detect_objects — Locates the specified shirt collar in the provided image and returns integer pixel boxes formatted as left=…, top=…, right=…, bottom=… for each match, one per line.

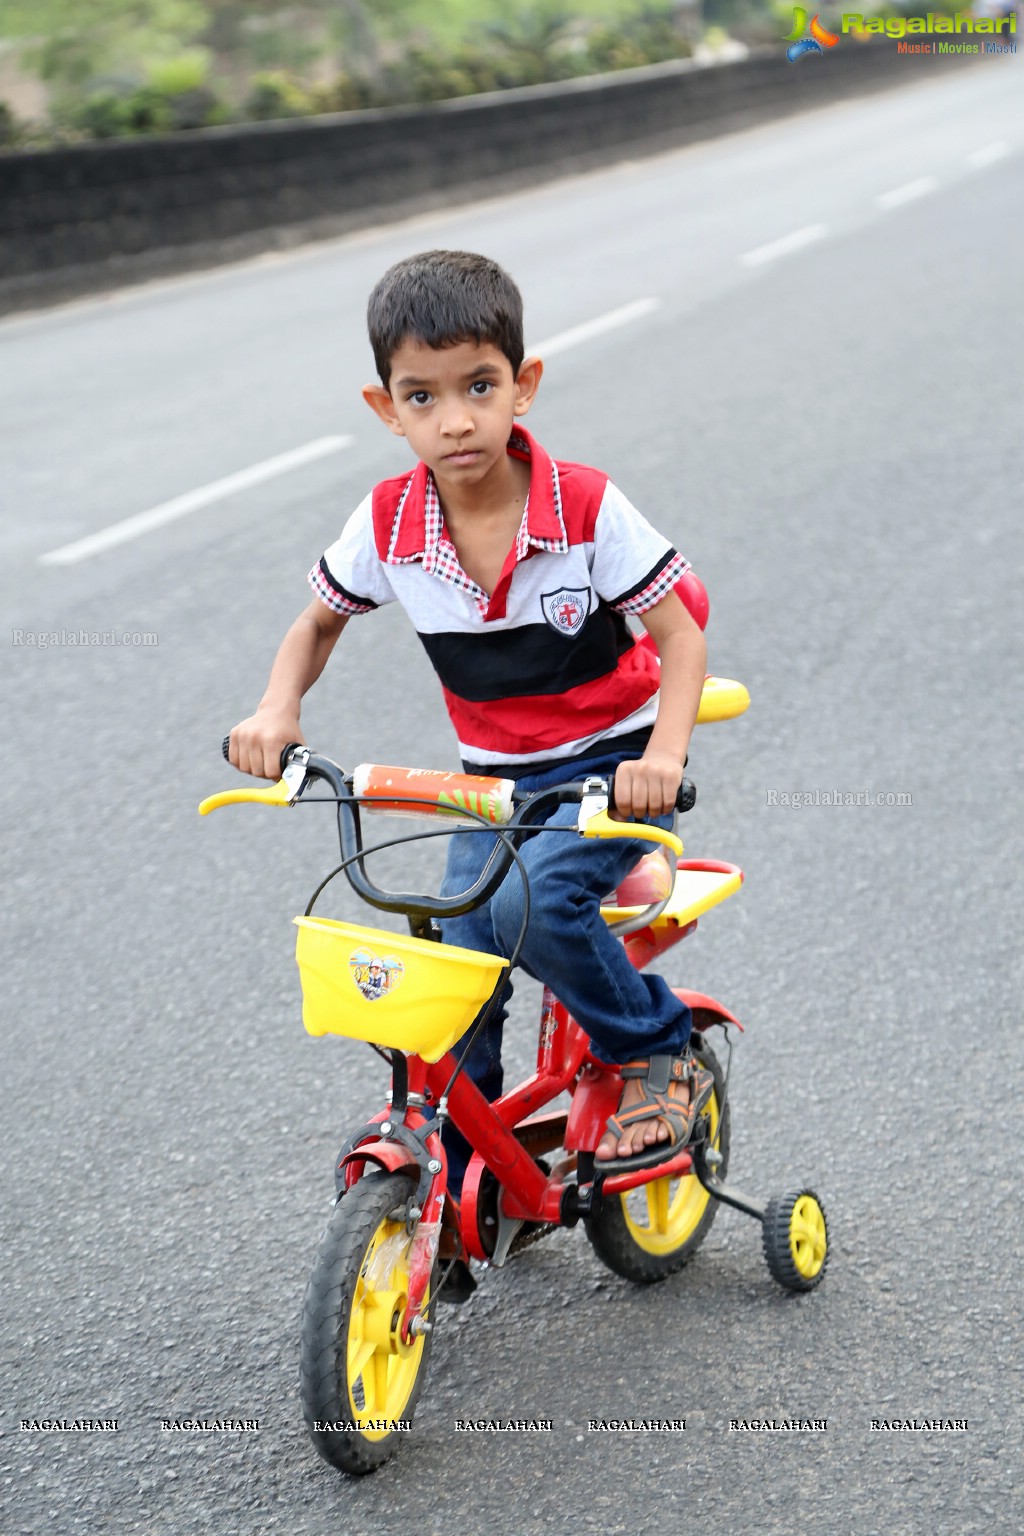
left=384, top=425, right=567, bottom=565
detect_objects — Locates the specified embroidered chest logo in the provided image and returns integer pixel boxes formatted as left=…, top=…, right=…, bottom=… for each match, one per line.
left=541, top=587, right=591, bottom=637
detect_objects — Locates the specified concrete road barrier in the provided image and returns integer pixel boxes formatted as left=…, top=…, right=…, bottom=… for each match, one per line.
left=0, top=43, right=974, bottom=311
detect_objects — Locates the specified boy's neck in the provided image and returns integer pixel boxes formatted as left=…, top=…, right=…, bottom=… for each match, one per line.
left=432, top=445, right=530, bottom=530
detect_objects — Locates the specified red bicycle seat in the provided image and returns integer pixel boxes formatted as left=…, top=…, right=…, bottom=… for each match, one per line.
left=674, top=569, right=709, bottom=631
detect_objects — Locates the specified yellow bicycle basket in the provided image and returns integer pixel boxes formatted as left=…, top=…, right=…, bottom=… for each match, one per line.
left=293, top=916, right=507, bottom=1062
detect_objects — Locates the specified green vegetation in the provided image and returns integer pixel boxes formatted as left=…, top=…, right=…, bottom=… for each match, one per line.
left=0, top=1, right=697, bottom=145
left=2, top=1, right=967, bottom=143
left=2, top=1, right=879, bottom=146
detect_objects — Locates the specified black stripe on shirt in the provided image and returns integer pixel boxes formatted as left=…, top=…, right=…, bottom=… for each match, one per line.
left=319, top=555, right=379, bottom=612
left=608, top=548, right=677, bottom=609
left=417, top=602, right=634, bottom=703
left=462, top=726, right=655, bottom=781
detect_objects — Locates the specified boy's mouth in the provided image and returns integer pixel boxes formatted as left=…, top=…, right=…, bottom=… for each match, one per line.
left=443, top=448, right=481, bottom=466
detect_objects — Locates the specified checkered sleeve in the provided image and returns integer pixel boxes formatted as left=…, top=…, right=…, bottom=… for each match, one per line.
left=590, top=482, right=691, bottom=617
left=308, top=494, right=396, bottom=616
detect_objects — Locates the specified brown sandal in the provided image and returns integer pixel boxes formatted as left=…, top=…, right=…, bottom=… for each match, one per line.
left=599, top=1054, right=714, bottom=1174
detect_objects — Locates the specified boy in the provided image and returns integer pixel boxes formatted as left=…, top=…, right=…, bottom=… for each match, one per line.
left=229, top=249, right=710, bottom=1188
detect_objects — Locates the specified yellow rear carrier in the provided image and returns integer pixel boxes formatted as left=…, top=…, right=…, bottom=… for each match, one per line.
left=293, top=916, right=507, bottom=1062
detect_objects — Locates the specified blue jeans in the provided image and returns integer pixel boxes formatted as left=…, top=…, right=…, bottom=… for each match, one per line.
left=437, top=751, right=692, bottom=1193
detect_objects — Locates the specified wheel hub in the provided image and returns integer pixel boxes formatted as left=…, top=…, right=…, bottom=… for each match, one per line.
left=359, top=1289, right=415, bottom=1355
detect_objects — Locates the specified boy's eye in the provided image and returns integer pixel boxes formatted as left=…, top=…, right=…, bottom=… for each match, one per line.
left=469, top=380, right=494, bottom=397
left=407, top=390, right=432, bottom=406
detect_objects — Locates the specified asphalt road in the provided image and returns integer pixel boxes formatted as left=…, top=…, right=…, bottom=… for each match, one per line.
left=2, top=57, right=1022, bottom=1536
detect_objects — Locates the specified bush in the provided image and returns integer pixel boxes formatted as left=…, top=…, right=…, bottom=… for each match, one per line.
left=0, top=101, right=18, bottom=147
left=71, top=91, right=143, bottom=139
left=40, top=13, right=699, bottom=142
left=309, top=73, right=376, bottom=115
left=244, top=71, right=317, bottom=122
left=399, top=48, right=489, bottom=103
left=586, top=15, right=690, bottom=71
left=146, top=50, right=210, bottom=98
left=68, top=77, right=225, bottom=138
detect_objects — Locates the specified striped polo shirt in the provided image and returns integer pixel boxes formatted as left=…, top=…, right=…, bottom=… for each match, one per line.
left=309, top=426, right=689, bottom=777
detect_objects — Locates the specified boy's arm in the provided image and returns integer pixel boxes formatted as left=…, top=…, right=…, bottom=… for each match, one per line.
left=614, top=591, right=707, bottom=819
left=229, top=599, right=349, bottom=779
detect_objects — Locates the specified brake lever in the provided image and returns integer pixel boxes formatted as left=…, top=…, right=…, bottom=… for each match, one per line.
left=578, top=775, right=696, bottom=823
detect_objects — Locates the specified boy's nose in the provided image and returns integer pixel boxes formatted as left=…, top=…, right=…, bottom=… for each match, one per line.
left=439, top=406, right=474, bottom=438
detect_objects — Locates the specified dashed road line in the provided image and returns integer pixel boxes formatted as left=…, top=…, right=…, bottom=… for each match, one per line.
left=740, top=225, right=828, bottom=267
left=528, top=298, right=660, bottom=357
left=875, top=176, right=939, bottom=210
left=39, top=435, right=354, bottom=566
left=966, top=140, right=1009, bottom=168
left=39, top=297, right=659, bottom=568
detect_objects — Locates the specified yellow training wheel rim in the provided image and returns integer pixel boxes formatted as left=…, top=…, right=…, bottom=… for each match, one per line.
left=621, top=1089, right=720, bottom=1255
left=788, top=1194, right=828, bottom=1279
left=345, top=1215, right=427, bottom=1439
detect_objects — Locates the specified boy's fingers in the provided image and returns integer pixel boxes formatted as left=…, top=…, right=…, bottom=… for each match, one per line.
left=230, top=723, right=264, bottom=780
left=614, top=764, right=648, bottom=819
left=229, top=716, right=298, bottom=780
left=613, top=761, right=681, bottom=819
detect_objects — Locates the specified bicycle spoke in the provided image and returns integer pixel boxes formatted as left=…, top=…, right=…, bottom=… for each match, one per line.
left=370, top=1349, right=391, bottom=1414
left=348, top=1335, right=375, bottom=1384
left=641, top=1177, right=664, bottom=1233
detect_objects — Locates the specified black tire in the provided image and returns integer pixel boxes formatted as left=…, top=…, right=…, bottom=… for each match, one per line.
left=586, top=1043, right=730, bottom=1284
left=299, top=1171, right=435, bottom=1475
left=762, top=1189, right=829, bottom=1293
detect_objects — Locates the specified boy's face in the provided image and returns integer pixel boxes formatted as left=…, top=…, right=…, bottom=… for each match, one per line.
left=362, top=339, right=541, bottom=490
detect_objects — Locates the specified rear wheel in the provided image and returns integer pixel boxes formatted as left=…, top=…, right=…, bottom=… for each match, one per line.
left=299, top=1171, right=434, bottom=1475
left=586, top=1043, right=730, bottom=1283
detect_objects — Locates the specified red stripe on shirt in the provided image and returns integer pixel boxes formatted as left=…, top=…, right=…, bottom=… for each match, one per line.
left=441, top=642, right=661, bottom=758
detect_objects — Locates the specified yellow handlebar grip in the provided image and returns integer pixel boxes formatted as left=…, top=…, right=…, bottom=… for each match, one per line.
left=580, top=809, right=683, bottom=859
left=198, top=778, right=294, bottom=815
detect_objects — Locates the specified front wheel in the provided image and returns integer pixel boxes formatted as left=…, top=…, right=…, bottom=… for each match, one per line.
left=299, top=1171, right=435, bottom=1475
left=586, top=1043, right=730, bottom=1284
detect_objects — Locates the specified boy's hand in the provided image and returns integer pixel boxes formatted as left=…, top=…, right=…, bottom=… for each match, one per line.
left=613, top=750, right=683, bottom=820
left=229, top=708, right=304, bottom=781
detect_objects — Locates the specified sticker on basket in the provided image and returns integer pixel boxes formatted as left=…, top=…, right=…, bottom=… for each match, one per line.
left=349, top=948, right=404, bottom=1001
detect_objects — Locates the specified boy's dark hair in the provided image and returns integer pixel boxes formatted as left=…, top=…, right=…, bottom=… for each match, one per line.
left=367, top=250, right=524, bottom=389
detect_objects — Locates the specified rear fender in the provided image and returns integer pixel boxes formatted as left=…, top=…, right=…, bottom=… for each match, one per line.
left=564, top=1063, right=622, bottom=1153
left=675, top=991, right=745, bottom=1034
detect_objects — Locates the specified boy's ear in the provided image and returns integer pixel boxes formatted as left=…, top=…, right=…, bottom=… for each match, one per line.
left=362, top=383, right=405, bottom=437
left=513, top=355, right=543, bottom=417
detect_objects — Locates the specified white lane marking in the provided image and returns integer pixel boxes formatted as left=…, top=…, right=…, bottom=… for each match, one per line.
left=528, top=298, right=660, bottom=357
left=38, top=435, right=354, bottom=566
left=967, top=141, right=1009, bottom=169
left=875, top=176, right=938, bottom=210
left=740, top=225, right=827, bottom=268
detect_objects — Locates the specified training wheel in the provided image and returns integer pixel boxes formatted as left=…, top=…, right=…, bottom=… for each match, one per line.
left=762, top=1189, right=828, bottom=1292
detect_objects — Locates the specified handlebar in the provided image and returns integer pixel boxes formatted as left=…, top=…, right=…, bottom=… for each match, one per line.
left=211, top=738, right=695, bottom=924
left=221, top=736, right=302, bottom=770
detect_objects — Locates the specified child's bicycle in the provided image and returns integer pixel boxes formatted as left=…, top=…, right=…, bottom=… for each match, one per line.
left=200, top=676, right=828, bottom=1476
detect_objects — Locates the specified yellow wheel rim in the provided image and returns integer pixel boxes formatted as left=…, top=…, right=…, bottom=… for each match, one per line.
left=346, top=1216, right=427, bottom=1440
left=621, top=1087, right=720, bottom=1255
left=788, top=1194, right=827, bottom=1279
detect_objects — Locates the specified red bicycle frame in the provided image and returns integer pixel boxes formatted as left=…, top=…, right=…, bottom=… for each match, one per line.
left=338, top=860, right=744, bottom=1337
